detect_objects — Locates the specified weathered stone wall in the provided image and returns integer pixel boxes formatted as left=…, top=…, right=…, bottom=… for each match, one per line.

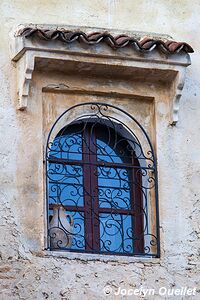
left=0, top=1, right=199, bottom=299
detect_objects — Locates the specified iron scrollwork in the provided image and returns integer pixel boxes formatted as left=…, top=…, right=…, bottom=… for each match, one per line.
left=46, top=102, right=160, bottom=257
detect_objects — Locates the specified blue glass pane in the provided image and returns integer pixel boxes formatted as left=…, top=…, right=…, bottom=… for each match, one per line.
left=50, top=133, right=82, bottom=160
left=96, top=125, right=133, bottom=164
left=100, top=213, right=133, bottom=253
left=67, top=211, right=85, bottom=250
left=48, top=163, right=84, bottom=206
left=98, top=166, right=131, bottom=209
left=96, top=139, right=123, bottom=163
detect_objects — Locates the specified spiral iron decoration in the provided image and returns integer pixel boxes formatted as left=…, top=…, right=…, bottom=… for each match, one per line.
left=46, top=102, right=160, bottom=257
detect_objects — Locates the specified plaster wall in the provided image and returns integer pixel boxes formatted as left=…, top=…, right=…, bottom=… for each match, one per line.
left=0, top=1, right=199, bottom=299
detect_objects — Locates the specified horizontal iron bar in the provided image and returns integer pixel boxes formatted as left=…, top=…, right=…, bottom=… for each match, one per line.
left=47, top=157, right=155, bottom=170
left=49, top=204, right=138, bottom=215
left=47, top=150, right=152, bottom=161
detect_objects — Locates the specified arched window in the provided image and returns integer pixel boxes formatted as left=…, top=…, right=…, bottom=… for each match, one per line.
left=46, top=103, right=159, bottom=257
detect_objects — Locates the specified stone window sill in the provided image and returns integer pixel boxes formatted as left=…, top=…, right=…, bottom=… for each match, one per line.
left=41, top=250, right=160, bottom=264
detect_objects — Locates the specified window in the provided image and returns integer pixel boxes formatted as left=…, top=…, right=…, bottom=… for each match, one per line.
left=46, top=103, right=159, bottom=257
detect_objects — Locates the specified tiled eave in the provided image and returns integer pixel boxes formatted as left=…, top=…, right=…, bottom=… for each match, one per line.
left=11, top=25, right=193, bottom=125
left=18, top=26, right=194, bottom=55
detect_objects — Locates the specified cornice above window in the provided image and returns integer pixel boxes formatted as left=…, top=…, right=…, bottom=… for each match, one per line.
left=11, top=25, right=193, bottom=125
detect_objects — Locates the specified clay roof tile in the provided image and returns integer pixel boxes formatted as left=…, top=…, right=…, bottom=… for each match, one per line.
left=18, top=27, right=194, bottom=54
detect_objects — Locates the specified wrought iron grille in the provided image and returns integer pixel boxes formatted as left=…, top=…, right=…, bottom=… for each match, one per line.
left=46, top=102, right=160, bottom=257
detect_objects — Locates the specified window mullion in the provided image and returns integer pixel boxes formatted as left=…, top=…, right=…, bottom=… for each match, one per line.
left=82, top=126, right=93, bottom=251
left=89, top=125, right=100, bottom=251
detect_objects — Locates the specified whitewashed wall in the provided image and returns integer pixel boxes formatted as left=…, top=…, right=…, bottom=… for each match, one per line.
left=0, top=1, right=199, bottom=299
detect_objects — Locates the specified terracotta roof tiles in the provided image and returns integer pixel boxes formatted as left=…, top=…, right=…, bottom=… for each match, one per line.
left=19, top=27, right=194, bottom=54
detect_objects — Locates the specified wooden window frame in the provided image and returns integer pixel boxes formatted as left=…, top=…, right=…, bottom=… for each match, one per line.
left=48, top=121, right=144, bottom=254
